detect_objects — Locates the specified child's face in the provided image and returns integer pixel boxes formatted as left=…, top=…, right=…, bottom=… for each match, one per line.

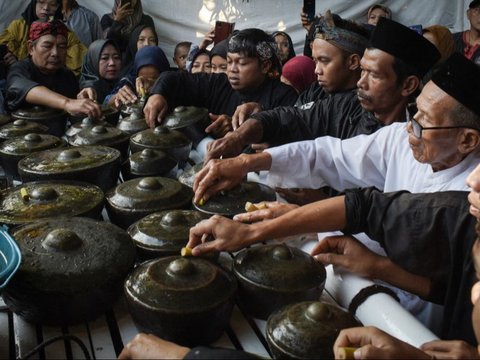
left=173, top=45, right=189, bottom=70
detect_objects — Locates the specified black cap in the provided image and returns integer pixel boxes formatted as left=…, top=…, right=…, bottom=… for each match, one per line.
left=370, top=17, right=440, bottom=78
left=470, top=0, right=480, bottom=9
left=431, top=53, right=480, bottom=117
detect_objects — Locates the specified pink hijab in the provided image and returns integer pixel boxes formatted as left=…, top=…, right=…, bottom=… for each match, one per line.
left=281, top=55, right=316, bottom=94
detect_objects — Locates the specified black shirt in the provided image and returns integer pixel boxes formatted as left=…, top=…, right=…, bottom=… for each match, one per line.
left=251, top=89, right=385, bottom=147
left=344, top=187, right=476, bottom=344
left=150, top=71, right=298, bottom=117
left=6, top=57, right=79, bottom=111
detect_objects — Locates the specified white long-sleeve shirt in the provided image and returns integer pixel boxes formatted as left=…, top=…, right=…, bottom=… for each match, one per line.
left=266, top=122, right=479, bottom=193
left=265, top=122, right=480, bottom=332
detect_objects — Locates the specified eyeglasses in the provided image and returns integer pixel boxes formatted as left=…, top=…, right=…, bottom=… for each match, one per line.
left=407, top=103, right=480, bottom=139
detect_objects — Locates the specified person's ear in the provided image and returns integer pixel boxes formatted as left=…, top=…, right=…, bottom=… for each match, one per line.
left=458, top=129, right=480, bottom=155
left=27, top=40, right=34, bottom=56
left=347, top=53, right=361, bottom=71
left=401, top=75, right=420, bottom=97
left=261, top=59, right=272, bottom=74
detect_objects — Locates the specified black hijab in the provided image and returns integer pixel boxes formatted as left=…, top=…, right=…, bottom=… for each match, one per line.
left=272, top=31, right=296, bottom=65
left=79, top=39, right=121, bottom=103
left=122, top=24, right=158, bottom=77
left=21, top=0, right=63, bottom=25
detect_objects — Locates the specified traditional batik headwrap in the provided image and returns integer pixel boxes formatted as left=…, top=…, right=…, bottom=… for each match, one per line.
left=228, top=28, right=282, bottom=78
left=29, top=18, right=68, bottom=42
left=313, top=10, right=369, bottom=56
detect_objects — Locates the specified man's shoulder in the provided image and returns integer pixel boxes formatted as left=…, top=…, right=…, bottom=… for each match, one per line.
left=10, top=57, right=34, bottom=72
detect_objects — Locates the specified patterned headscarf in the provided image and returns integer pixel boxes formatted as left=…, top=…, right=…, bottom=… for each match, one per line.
left=29, top=18, right=68, bottom=42
left=110, top=0, right=144, bottom=36
left=314, top=10, right=369, bottom=56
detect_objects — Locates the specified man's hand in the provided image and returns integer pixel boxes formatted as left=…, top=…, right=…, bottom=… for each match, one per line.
left=193, top=156, right=248, bottom=204
left=143, top=94, right=169, bottom=128
left=205, top=113, right=232, bottom=138
left=420, top=340, right=479, bottom=360
left=334, top=326, right=431, bottom=359
left=118, top=333, right=190, bottom=360
left=276, top=187, right=330, bottom=205
left=64, top=98, right=101, bottom=119
left=311, top=235, right=385, bottom=279
left=77, top=87, right=97, bottom=101
left=232, top=102, right=262, bottom=130
left=204, top=131, right=245, bottom=162
left=187, top=215, right=255, bottom=255
left=233, top=201, right=299, bottom=223
left=114, top=85, right=138, bottom=108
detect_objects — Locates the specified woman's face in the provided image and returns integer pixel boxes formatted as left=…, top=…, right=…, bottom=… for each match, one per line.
left=211, top=55, right=227, bottom=74
left=98, top=44, right=121, bottom=80
left=137, top=28, right=157, bottom=50
left=36, top=0, right=60, bottom=19
left=275, top=34, right=290, bottom=63
left=191, top=53, right=211, bottom=74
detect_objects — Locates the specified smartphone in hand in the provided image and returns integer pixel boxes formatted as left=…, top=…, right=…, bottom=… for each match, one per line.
left=303, top=0, right=316, bottom=22
left=214, top=21, right=235, bottom=45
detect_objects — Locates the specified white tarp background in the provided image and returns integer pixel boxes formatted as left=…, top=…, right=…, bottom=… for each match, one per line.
left=0, top=0, right=472, bottom=67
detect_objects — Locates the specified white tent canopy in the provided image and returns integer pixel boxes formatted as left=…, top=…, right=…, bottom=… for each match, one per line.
left=0, top=0, right=473, bottom=67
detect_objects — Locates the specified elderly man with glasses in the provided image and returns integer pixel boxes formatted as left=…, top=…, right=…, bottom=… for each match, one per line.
left=190, top=52, right=480, bottom=335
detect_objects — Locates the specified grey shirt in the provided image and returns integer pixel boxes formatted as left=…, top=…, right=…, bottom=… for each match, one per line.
left=65, top=5, right=103, bottom=47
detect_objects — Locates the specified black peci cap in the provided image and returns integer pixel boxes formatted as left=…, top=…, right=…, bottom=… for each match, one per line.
left=431, top=52, right=480, bottom=117
left=370, top=17, right=440, bottom=78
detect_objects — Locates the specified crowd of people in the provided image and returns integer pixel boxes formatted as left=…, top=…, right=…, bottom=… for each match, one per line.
left=1, top=0, right=480, bottom=359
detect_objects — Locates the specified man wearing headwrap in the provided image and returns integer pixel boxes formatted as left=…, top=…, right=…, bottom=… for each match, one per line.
left=143, top=28, right=298, bottom=139
left=6, top=19, right=101, bottom=120
left=204, top=17, right=439, bottom=168
left=117, top=56, right=480, bottom=355
left=0, top=0, right=86, bottom=76
left=190, top=52, right=480, bottom=343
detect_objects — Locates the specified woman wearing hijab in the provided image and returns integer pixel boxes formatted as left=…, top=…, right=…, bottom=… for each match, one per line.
left=107, top=45, right=170, bottom=109
left=78, top=39, right=122, bottom=104
left=0, top=0, right=87, bottom=76
left=272, top=31, right=296, bottom=65
left=186, top=48, right=211, bottom=74
left=101, top=0, right=154, bottom=53
left=210, top=39, right=228, bottom=74
left=122, top=24, right=158, bottom=77
left=280, top=55, right=316, bottom=94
